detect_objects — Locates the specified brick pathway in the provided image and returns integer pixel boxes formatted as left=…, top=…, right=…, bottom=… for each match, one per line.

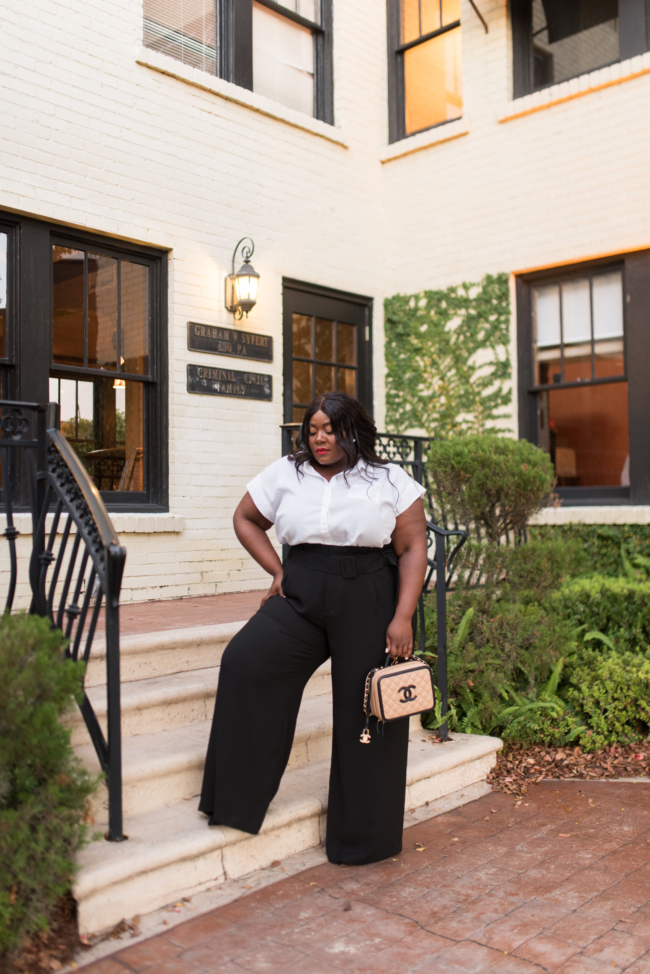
left=80, top=780, right=650, bottom=973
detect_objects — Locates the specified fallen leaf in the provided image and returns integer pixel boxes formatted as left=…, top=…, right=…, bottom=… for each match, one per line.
left=559, top=834, right=572, bottom=837
left=451, top=838, right=459, bottom=842
left=490, top=809, right=497, bottom=814
left=343, top=901, right=352, bottom=911
left=271, top=860, right=281, bottom=867
left=415, top=843, right=426, bottom=852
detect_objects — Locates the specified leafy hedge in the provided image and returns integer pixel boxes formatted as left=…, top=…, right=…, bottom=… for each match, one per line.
left=530, top=523, right=650, bottom=577
left=0, top=614, right=97, bottom=958
left=549, top=576, right=650, bottom=653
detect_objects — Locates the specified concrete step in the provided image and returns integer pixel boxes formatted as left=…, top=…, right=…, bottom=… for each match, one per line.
left=74, top=731, right=502, bottom=935
left=69, top=658, right=333, bottom=747
left=83, top=622, right=246, bottom=688
left=79, top=694, right=336, bottom=817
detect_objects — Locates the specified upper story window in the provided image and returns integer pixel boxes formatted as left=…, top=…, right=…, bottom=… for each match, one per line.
left=144, top=0, right=333, bottom=123
left=388, top=0, right=462, bottom=143
left=512, top=0, right=650, bottom=98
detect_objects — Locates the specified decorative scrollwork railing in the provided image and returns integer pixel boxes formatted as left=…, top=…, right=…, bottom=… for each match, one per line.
left=0, top=401, right=126, bottom=840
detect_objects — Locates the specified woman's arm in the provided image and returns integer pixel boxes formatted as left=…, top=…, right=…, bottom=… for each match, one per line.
left=233, top=493, right=284, bottom=605
left=387, top=499, right=428, bottom=657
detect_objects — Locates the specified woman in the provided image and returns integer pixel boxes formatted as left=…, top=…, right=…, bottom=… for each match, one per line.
left=199, top=391, right=428, bottom=865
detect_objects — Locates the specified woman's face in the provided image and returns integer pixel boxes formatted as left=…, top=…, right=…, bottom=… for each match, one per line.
left=308, top=409, right=346, bottom=466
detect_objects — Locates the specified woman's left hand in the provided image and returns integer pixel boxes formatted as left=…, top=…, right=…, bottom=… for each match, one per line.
left=386, top=613, right=414, bottom=658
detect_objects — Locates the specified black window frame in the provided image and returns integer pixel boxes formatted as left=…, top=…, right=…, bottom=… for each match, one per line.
left=517, top=251, right=650, bottom=505
left=145, top=0, right=333, bottom=124
left=0, top=220, right=17, bottom=370
left=512, top=0, right=650, bottom=99
left=282, top=278, right=373, bottom=428
left=0, top=210, right=169, bottom=513
left=387, top=0, right=462, bottom=144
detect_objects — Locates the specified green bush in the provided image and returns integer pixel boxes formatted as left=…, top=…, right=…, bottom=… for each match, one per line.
left=565, top=648, right=650, bottom=751
left=550, top=576, right=650, bottom=653
left=530, top=523, right=650, bottom=578
left=428, top=434, right=556, bottom=542
left=0, top=614, right=97, bottom=958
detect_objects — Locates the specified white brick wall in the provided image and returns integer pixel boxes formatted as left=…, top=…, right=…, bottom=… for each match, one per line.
left=3, top=0, right=650, bottom=603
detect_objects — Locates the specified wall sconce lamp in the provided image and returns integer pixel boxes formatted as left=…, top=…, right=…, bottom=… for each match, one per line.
left=225, top=237, right=260, bottom=320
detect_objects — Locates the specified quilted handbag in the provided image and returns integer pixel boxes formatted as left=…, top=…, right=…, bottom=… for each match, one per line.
left=360, top=654, right=435, bottom=743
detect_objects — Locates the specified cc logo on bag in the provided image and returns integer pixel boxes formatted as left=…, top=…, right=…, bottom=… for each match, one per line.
left=398, top=685, right=417, bottom=704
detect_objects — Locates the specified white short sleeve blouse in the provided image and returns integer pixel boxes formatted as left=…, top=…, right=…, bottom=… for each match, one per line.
left=246, top=457, right=426, bottom=548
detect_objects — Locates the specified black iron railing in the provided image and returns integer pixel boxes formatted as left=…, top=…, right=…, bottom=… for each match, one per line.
left=0, top=401, right=126, bottom=840
left=280, top=424, right=467, bottom=741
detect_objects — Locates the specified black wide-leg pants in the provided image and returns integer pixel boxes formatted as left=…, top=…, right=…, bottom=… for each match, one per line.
left=199, top=543, right=410, bottom=865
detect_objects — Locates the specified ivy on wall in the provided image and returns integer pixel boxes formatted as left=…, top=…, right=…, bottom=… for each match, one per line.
left=384, top=273, right=512, bottom=436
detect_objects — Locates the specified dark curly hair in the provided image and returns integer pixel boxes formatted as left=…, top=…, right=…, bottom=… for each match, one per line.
left=290, top=391, right=388, bottom=477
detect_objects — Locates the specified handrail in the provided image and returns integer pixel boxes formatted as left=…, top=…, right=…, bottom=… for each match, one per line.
left=0, top=401, right=127, bottom=840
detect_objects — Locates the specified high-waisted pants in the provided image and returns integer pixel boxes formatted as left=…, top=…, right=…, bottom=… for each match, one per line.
left=199, top=543, right=410, bottom=865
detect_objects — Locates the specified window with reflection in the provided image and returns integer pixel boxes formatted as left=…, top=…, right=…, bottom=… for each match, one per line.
left=512, top=0, right=650, bottom=98
left=389, top=0, right=462, bottom=142
left=291, top=313, right=357, bottom=422
left=51, top=244, right=150, bottom=494
left=0, top=232, right=7, bottom=360
left=532, top=268, right=628, bottom=488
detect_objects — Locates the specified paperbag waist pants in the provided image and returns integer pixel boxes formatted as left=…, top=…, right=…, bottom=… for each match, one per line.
left=199, top=543, right=410, bottom=865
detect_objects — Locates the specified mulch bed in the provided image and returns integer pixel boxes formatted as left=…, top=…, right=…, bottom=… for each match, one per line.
left=488, top=741, right=650, bottom=799
left=4, top=893, right=80, bottom=973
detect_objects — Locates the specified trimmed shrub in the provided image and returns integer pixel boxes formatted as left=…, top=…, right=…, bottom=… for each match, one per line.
left=0, top=614, right=98, bottom=958
left=530, top=523, right=650, bottom=578
left=550, top=576, right=650, bottom=653
left=566, top=649, right=650, bottom=751
left=428, top=434, right=556, bottom=542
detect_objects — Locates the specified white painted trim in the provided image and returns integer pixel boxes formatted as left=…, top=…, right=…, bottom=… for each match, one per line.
left=379, top=120, right=470, bottom=163
left=136, top=48, right=349, bottom=148
left=531, top=506, right=650, bottom=526
left=1, top=513, right=185, bottom=535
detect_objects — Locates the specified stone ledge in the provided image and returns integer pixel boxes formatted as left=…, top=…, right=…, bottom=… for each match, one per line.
left=531, top=505, right=650, bottom=526
left=137, top=48, right=349, bottom=148
left=379, top=120, right=470, bottom=164
left=0, top=513, right=185, bottom=535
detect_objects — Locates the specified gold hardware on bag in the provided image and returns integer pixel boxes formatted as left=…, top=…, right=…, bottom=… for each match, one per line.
left=360, top=727, right=371, bottom=744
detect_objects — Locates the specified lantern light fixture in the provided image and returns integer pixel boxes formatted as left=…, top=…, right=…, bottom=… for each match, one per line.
left=225, top=237, right=260, bottom=320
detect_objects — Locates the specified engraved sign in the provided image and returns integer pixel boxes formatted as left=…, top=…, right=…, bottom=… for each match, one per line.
left=187, top=322, right=273, bottom=362
left=187, top=364, right=273, bottom=401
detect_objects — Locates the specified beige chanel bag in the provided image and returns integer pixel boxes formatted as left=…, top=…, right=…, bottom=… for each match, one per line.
left=360, top=655, right=435, bottom=743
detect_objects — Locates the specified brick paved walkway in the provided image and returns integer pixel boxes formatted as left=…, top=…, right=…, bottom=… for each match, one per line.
left=80, top=780, right=650, bottom=974
left=97, top=591, right=265, bottom=635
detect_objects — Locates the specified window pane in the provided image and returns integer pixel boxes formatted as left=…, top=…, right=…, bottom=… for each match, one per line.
left=533, top=284, right=561, bottom=347
left=531, top=0, right=619, bottom=91
left=51, top=375, right=145, bottom=492
left=315, top=318, right=334, bottom=361
left=563, top=344, right=591, bottom=382
left=540, top=381, right=629, bottom=487
left=121, top=261, right=150, bottom=375
left=420, top=0, right=441, bottom=36
left=144, top=0, right=217, bottom=74
left=293, top=360, right=312, bottom=404
left=293, top=406, right=306, bottom=422
left=594, top=339, right=624, bottom=378
left=441, top=0, right=461, bottom=24
left=292, top=314, right=313, bottom=357
left=561, top=279, right=591, bottom=344
left=0, top=232, right=7, bottom=358
left=593, top=271, right=623, bottom=340
left=275, top=0, right=319, bottom=23
left=253, top=3, right=314, bottom=116
left=336, top=367, right=356, bottom=396
left=337, top=322, right=356, bottom=366
left=315, top=364, right=334, bottom=395
left=88, top=254, right=118, bottom=371
left=535, top=348, right=561, bottom=386
left=404, top=26, right=462, bottom=135
left=401, top=0, right=421, bottom=44
left=53, top=246, right=85, bottom=367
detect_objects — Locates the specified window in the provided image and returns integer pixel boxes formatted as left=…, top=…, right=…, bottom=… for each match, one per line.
left=512, top=0, right=650, bottom=97
left=0, top=231, right=7, bottom=361
left=388, top=0, right=462, bottom=143
left=143, top=0, right=333, bottom=122
left=0, top=211, right=168, bottom=511
left=517, top=252, right=650, bottom=504
left=283, top=279, right=373, bottom=426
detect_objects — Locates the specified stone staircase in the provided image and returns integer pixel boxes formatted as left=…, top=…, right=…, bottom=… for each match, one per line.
left=71, top=619, right=501, bottom=936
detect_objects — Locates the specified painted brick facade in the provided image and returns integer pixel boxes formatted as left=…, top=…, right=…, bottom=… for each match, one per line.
left=3, top=0, right=650, bottom=602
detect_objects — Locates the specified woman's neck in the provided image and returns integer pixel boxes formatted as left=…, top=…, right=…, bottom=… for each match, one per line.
left=309, top=455, right=348, bottom=482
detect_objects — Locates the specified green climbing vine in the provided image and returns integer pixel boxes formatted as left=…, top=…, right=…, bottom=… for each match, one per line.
left=384, top=273, right=512, bottom=437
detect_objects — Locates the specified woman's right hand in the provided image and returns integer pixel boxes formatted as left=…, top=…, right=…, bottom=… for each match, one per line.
left=261, top=572, right=285, bottom=606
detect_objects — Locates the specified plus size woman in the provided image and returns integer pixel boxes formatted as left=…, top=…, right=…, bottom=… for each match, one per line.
left=199, top=391, right=428, bottom=865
